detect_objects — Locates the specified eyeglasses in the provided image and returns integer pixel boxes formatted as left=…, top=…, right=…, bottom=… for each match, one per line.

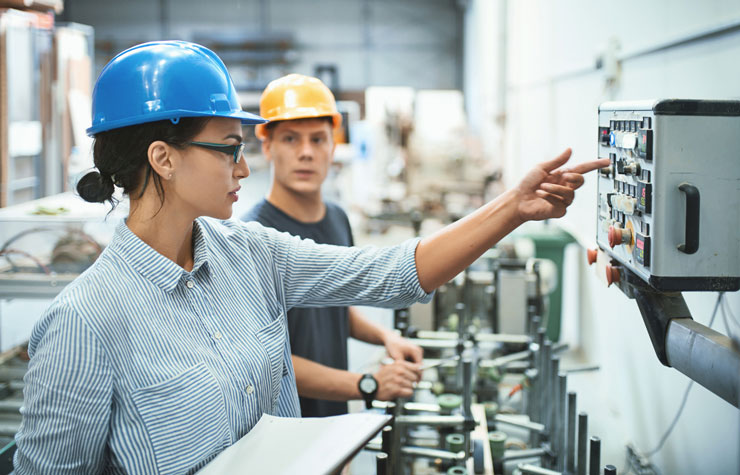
left=188, top=141, right=246, bottom=164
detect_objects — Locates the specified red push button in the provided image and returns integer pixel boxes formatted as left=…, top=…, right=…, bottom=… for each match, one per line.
left=587, top=248, right=598, bottom=265
left=605, top=265, right=620, bottom=286
left=608, top=225, right=632, bottom=248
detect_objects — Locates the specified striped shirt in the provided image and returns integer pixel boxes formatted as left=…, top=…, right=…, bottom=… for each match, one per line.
left=14, top=217, right=431, bottom=474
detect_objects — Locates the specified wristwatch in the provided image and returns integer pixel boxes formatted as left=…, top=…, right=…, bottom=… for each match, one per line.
left=358, top=373, right=378, bottom=409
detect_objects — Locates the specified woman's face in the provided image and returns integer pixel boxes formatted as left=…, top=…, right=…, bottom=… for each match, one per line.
left=170, top=117, right=249, bottom=220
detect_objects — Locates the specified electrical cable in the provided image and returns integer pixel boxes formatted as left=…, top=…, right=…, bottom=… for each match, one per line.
left=621, top=293, right=726, bottom=475
left=0, top=249, right=51, bottom=275
left=721, top=298, right=740, bottom=339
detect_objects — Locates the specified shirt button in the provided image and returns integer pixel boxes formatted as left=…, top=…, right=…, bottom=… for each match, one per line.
left=186, top=280, right=194, bottom=289
left=246, top=384, right=254, bottom=395
left=213, top=331, right=222, bottom=340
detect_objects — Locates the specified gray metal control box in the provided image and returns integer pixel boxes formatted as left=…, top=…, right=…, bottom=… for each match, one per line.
left=596, top=99, right=740, bottom=291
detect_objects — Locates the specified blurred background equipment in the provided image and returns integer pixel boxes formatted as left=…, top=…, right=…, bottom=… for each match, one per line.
left=0, top=0, right=738, bottom=474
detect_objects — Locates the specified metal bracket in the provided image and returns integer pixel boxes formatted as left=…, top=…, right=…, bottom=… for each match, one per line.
left=614, top=266, right=740, bottom=407
left=614, top=267, right=691, bottom=366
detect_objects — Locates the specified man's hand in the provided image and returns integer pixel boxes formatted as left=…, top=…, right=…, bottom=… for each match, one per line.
left=384, top=333, right=423, bottom=364
left=516, top=148, right=610, bottom=222
left=374, top=361, right=421, bottom=400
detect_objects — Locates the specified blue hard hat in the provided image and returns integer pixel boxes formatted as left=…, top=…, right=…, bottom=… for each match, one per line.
left=86, top=41, right=265, bottom=136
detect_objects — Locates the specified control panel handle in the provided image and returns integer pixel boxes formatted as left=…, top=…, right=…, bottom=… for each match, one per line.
left=677, top=182, right=700, bottom=254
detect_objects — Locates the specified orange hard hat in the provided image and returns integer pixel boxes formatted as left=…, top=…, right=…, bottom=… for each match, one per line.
left=254, top=73, right=343, bottom=140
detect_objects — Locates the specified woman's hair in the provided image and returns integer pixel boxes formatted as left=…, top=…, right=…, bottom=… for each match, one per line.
left=76, top=117, right=211, bottom=208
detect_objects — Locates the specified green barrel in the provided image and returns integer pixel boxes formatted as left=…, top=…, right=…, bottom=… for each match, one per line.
left=518, top=225, right=574, bottom=341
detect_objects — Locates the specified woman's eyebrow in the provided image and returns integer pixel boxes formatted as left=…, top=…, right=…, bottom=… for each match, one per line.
left=223, top=133, right=243, bottom=142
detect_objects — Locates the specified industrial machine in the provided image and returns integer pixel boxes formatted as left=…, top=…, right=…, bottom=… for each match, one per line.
left=591, top=99, right=740, bottom=407
left=595, top=99, right=740, bottom=291
left=366, top=252, right=618, bottom=475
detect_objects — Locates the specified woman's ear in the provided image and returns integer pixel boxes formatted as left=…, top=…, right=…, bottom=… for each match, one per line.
left=148, top=141, right=176, bottom=180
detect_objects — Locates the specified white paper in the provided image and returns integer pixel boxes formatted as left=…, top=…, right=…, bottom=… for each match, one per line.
left=198, top=413, right=391, bottom=475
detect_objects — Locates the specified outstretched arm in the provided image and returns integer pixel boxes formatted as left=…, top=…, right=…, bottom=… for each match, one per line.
left=415, top=149, right=609, bottom=292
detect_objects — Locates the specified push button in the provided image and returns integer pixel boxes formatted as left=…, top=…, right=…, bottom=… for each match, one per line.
left=246, top=384, right=254, bottom=395
left=608, top=224, right=632, bottom=248
left=186, top=280, right=194, bottom=289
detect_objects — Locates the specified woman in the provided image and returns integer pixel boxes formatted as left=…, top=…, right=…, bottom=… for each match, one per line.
left=14, top=41, right=608, bottom=474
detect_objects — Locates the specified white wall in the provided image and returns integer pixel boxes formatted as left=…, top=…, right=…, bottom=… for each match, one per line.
left=466, top=0, right=740, bottom=473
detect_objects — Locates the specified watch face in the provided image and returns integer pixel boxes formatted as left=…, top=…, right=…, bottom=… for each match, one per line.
left=359, top=375, right=377, bottom=393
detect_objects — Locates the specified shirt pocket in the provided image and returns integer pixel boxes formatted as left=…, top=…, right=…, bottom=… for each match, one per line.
left=131, top=362, right=232, bottom=475
left=254, top=313, right=286, bottom=407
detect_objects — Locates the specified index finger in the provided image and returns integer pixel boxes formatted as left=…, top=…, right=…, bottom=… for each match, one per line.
left=540, top=148, right=573, bottom=172
left=567, top=158, right=610, bottom=175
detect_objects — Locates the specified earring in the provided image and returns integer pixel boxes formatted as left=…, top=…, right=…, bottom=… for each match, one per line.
left=168, top=173, right=173, bottom=179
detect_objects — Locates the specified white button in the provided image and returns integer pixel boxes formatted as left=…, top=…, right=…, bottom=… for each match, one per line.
left=213, top=331, right=222, bottom=340
left=246, top=384, right=254, bottom=395
left=186, top=280, right=194, bottom=289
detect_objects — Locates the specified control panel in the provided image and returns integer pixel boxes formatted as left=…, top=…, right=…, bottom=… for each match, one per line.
left=596, top=99, right=740, bottom=291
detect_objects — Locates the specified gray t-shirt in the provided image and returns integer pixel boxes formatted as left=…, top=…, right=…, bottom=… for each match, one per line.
left=242, top=199, right=354, bottom=417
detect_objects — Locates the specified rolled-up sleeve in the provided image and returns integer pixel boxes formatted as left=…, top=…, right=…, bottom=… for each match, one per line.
left=244, top=222, right=433, bottom=310
left=14, top=303, right=112, bottom=474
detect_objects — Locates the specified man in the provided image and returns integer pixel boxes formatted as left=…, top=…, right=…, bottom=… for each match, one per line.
left=243, top=74, right=424, bottom=417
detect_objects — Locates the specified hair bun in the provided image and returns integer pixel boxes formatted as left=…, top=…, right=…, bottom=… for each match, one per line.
left=76, top=170, right=115, bottom=203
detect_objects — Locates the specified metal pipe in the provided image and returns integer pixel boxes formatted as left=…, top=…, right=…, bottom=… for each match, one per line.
left=463, top=358, right=473, bottom=455
left=381, top=425, right=392, bottom=472
left=563, top=365, right=601, bottom=374
left=495, top=414, right=545, bottom=434
left=666, top=318, right=740, bottom=407
left=475, top=333, right=532, bottom=344
left=557, top=373, right=567, bottom=471
left=376, top=453, right=388, bottom=475
left=407, top=338, right=474, bottom=350
left=501, top=448, right=547, bottom=462
left=394, top=414, right=466, bottom=427
left=400, top=446, right=466, bottom=462
left=392, top=399, right=403, bottom=474
left=589, top=437, right=601, bottom=475
left=517, top=463, right=562, bottom=475
left=455, top=302, right=466, bottom=337
left=535, top=328, right=546, bottom=428
left=552, top=342, right=569, bottom=354
left=0, top=400, right=22, bottom=413
left=373, top=401, right=441, bottom=412
left=549, top=357, right=560, bottom=445
left=525, top=368, right=538, bottom=422
left=479, top=349, right=531, bottom=368
left=566, top=392, right=576, bottom=473
left=540, top=341, right=552, bottom=425
left=577, top=413, right=587, bottom=475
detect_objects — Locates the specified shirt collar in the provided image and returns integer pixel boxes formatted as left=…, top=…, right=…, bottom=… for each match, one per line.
left=109, top=218, right=212, bottom=294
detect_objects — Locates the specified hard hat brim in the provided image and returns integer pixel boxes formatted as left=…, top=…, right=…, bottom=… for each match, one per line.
left=254, top=112, right=342, bottom=141
left=86, top=109, right=266, bottom=137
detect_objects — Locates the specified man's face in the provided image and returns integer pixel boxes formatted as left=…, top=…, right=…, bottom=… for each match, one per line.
left=262, top=118, right=335, bottom=197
